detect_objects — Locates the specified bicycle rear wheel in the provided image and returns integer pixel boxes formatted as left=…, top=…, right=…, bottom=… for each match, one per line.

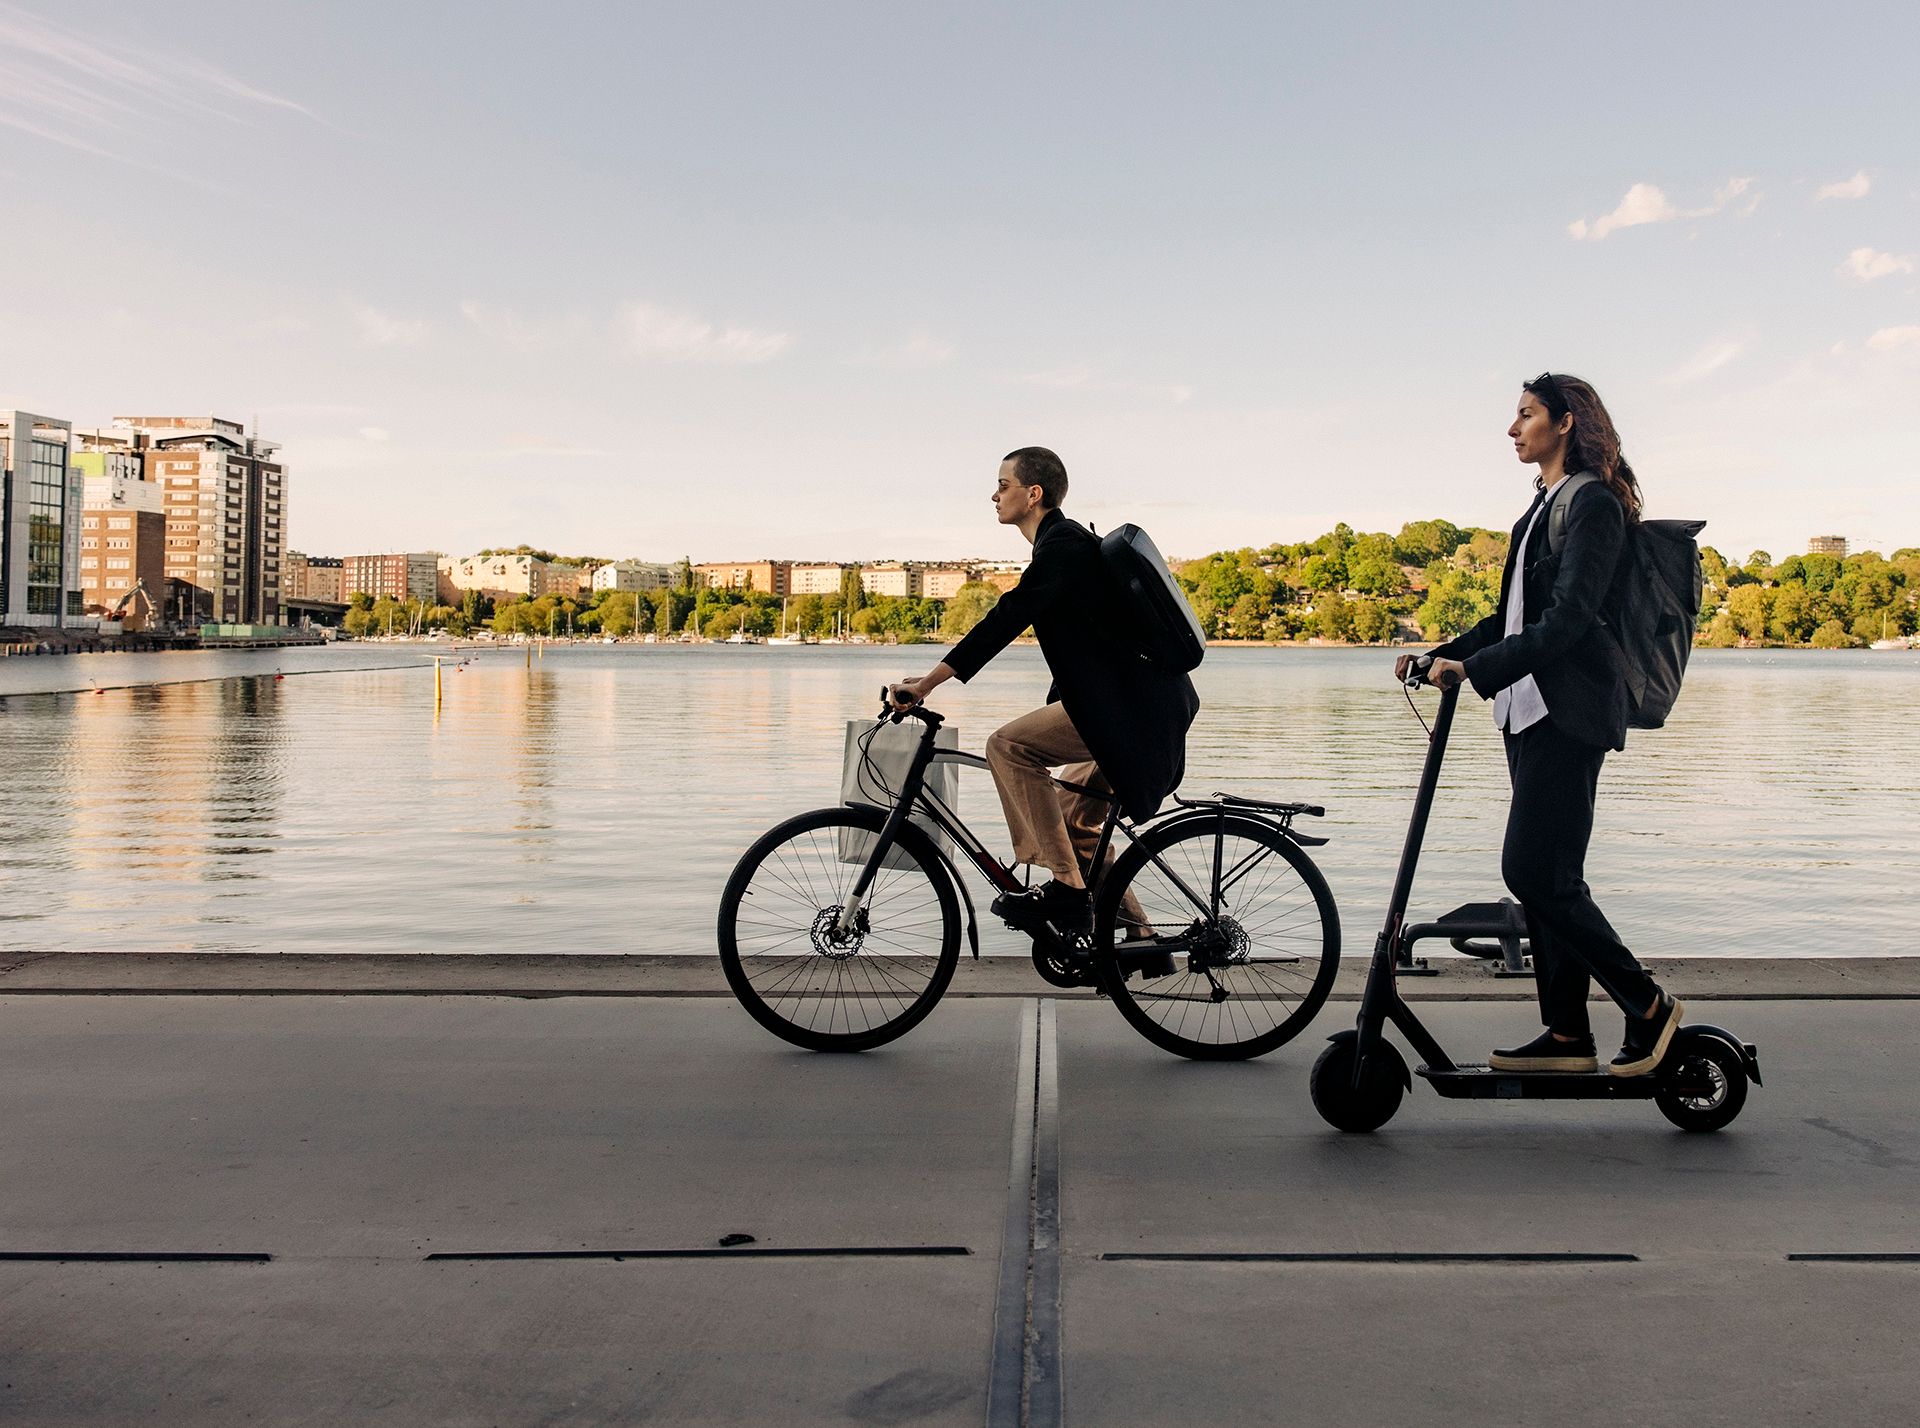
left=718, top=805, right=960, bottom=1052
left=1094, top=812, right=1339, bottom=1060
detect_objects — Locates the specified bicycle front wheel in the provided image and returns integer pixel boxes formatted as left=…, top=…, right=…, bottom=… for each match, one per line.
left=1094, top=812, right=1339, bottom=1060
left=717, top=805, right=960, bottom=1052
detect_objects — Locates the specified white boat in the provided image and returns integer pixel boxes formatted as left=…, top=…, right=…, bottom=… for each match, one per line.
left=1870, top=638, right=1912, bottom=651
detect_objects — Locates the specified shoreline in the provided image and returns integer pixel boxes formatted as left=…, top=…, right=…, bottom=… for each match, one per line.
left=4, top=951, right=1917, bottom=1000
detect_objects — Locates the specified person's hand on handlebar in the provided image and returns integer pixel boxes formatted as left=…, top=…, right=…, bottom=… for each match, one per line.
left=889, top=662, right=957, bottom=713
left=1393, top=652, right=1466, bottom=689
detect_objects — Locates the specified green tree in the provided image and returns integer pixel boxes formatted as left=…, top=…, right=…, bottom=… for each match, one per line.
left=1809, top=619, right=1857, bottom=649
left=1226, top=591, right=1268, bottom=639
left=1725, top=583, right=1772, bottom=642
left=342, top=605, right=377, bottom=637
left=1394, top=519, right=1467, bottom=567
left=841, top=566, right=868, bottom=614
left=1350, top=598, right=1398, bottom=643
left=1416, top=568, right=1496, bottom=640
left=1314, top=597, right=1358, bottom=642
left=1767, top=585, right=1816, bottom=644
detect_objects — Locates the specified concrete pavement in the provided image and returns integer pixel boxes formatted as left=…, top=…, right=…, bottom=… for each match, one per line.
left=2, top=990, right=1917, bottom=1425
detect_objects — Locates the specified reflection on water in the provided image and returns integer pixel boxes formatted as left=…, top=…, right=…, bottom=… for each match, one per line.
left=1, top=645, right=1916, bottom=956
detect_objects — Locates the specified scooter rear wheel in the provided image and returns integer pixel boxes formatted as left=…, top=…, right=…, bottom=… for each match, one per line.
left=1310, top=1037, right=1406, bottom=1132
left=1654, top=1034, right=1749, bottom=1132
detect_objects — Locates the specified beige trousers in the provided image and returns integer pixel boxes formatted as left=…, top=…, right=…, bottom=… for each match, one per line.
left=983, top=703, right=1147, bottom=929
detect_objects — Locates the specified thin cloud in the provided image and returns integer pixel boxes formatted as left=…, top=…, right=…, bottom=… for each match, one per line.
left=0, top=2, right=329, bottom=172
left=459, top=300, right=594, bottom=352
left=616, top=302, right=792, bottom=365
left=351, top=301, right=428, bottom=348
left=1668, top=338, right=1746, bottom=385
left=358, top=427, right=391, bottom=443
left=1816, top=171, right=1871, bottom=201
left=1839, top=248, right=1914, bottom=283
left=1569, top=176, right=1755, bottom=241
left=857, top=332, right=957, bottom=369
left=1866, top=326, right=1920, bottom=352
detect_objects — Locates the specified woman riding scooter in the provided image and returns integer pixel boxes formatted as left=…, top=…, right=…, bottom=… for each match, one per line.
left=1394, top=373, right=1682, bottom=1078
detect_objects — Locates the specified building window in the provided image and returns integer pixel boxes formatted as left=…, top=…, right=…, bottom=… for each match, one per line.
left=25, top=437, right=71, bottom=615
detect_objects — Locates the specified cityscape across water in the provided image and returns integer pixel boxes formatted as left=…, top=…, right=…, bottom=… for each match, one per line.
left=1, top=644, right=1915, bottom=959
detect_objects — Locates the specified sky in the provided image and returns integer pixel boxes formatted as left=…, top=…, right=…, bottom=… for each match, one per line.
left=2, top=1, right=1915, bottom=565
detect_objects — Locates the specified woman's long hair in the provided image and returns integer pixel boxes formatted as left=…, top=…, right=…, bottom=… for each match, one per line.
left=1523, top=372, right=1643, bottom=521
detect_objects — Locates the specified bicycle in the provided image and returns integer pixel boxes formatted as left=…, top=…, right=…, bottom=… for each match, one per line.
left=716, top=690, right=1341, bottom=1059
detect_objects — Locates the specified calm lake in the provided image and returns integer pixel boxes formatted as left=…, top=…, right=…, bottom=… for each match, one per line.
left=2, top=643, right=1915, bottom=958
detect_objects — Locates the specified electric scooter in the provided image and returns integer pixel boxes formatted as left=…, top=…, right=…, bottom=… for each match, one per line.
left=1309, top=656, right=1762, bottom=1133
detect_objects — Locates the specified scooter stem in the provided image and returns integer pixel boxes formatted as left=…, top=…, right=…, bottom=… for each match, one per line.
left=1384, top=683, right=1460, bottom=940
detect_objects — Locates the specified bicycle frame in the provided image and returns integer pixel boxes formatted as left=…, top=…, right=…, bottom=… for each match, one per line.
left=835, top=705, right=1313, bottom=947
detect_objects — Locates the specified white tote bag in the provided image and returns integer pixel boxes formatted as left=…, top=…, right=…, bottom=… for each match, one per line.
left=838, top=718, right=958, bottom=867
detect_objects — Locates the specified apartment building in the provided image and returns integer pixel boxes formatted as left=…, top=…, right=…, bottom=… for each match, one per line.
left=74, top=437, right=165, bottom=630
left=859, top=562, right=919, bottom=598
left=284, top=552, right=344, bottom=604
left=545, top=562, right=591, bottom=597
left=439, top=552, right=558, bottom=602
left=976, top=562, right=1028, bottom=594
left=1808, top=535, right=1849, bottom=557
left=592, top=560, right=675, bottom=593
left=918, top=564, right=980, bottom=600
left=0, top=411, right=84, bottom=627
left=788, top=563, right=847, bottom=596
left=343, top=552, right=440, bottom=603
left=115, top=415, right=286, bottom=627
left=696, top=560, right=790, bottom=596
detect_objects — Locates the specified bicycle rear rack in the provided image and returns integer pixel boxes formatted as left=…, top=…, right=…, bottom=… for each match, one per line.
left=1170, top=792, right=1328, bottom=844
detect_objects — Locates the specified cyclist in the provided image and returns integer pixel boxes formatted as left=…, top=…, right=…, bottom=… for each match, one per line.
left=889, top=446, right=1200, bottom=937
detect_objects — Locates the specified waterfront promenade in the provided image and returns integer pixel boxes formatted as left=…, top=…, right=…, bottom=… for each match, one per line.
left=3, top=968, right=1917, bottom=1425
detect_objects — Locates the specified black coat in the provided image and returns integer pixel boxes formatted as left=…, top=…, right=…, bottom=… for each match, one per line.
left=1433, top=477, right=1632, bottom=751
left=944, top=509, right=1200, bottom=821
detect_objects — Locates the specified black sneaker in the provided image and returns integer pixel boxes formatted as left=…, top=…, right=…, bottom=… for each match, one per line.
left=1489, top=1029, right=1598, bottom=1073
left=991, top=881, right=1091, bottom=936
left=1609, top=994, right=1685, bottom=1077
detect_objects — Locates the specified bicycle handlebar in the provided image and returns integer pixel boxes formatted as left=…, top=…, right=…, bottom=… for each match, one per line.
left=878, top=685, right=944, bottom=728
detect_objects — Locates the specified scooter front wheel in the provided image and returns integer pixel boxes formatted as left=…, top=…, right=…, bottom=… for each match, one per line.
left=1310, top=1037, right=1407, bottom=1133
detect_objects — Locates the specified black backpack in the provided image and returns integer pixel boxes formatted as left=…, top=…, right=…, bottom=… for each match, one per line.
left=1545, top=473, right=1703, bottom=729
left=1099, top=523, right=1207, bottom=673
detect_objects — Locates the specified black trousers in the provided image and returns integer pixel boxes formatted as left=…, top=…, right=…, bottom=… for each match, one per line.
left=1501, top=717, right=1661, bottom=1036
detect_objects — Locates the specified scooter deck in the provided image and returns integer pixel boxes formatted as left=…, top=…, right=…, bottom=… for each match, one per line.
left=1417, top=1064, right=1662, bottom=1101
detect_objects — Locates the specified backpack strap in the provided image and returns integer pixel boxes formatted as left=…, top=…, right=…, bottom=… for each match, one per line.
left=1544, top=471, right=1601, bottom=556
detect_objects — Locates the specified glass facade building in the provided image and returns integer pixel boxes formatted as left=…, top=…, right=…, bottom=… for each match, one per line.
left=1, top=412, right=84, bottom=628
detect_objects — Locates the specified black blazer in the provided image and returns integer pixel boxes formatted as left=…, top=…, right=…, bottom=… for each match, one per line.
left=944, top=508, right=1200, bottom=821
left=1432, top=477, right=1632, bottom=751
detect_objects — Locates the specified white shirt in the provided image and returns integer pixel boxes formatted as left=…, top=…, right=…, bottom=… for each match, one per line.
left=1493, top=495, right=1550, bottom=735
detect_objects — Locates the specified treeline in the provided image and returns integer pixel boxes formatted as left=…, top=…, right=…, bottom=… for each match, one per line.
left=340, top=571, right=1002, bottom=642
left=339, top=528, right=1920, bottom=650
left=1175, top=520, right=1510, bottom=643
left=1696, top=547, right=1920, bottom=647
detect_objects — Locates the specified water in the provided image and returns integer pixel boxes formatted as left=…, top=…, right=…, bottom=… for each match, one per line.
left=2, top=643, right=1915, bottom=957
